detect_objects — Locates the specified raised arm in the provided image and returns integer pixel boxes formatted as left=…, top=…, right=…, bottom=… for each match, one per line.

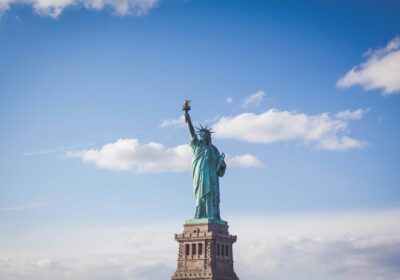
left=184, top=110, right=197, bottom=140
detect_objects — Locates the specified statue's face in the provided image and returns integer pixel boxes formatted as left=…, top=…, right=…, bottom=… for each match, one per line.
left=201, top=132, right=211, bottom=145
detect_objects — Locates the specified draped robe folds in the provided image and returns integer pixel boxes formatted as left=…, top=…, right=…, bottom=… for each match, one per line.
left=190, top=137, right=226, bottom=219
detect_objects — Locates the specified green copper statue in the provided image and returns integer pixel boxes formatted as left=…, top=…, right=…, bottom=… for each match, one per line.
left=183, top=100, right=226, bottom=221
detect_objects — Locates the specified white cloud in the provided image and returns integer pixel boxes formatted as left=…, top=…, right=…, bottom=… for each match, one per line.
left=242, top=90, right=266, bottom=107
left=159, top=115, right=185, bottom=128
left=66, top=138, right=261, bottom=172
left=237, top=234, right=400, bottom=280
left=337, top=36, right=400, bottom=95
left=233, top=210, right=400, bottom=280
left=66, top=138, right=192, bottom=173
left=213, top=108, right=367, bottom=151
left=335, top=108, right=369, bottom=120
left=1, top=209, right=400, bottom=280
left=226, top=97, right=234, bottom=104
left=0, top=0, right=159, bottom=18
left=35, top=259, right=59, bottom=268
left=227, top=153, right=261, bottom=167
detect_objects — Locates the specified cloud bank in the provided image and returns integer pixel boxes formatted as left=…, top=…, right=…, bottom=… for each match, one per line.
left=1, top=209, right=399, bottom=280
left=0, top=0, right=159, bottom=18
left=237, top=234, right=400, bottom=280
left=213, top=108, right=367, bottom=151
left=66, top=138, right=260, bottom=172
left=337, top=36, right=400, bottom=95
left=234, top=210, right=400, bottom=280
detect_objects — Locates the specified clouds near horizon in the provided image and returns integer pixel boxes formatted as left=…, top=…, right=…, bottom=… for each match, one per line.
left=213, top=108, right=367, bottom=151
left=337, top=36, right=400, bottom=95
left=1, top=210, right=400, bottom=280
left=235, top=210, right=400, bottom=280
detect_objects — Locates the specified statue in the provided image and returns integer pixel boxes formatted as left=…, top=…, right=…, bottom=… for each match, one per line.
left=172, top=100, right=238, bottom=279
left=183, top=100, right=226, bottom=221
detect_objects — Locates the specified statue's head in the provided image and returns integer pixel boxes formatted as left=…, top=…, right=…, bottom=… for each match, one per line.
left=197, top=125, right=213, bottom=145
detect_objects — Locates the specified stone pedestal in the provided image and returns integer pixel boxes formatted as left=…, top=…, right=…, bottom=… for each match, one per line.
left=171, top=219, right=239, bottom=280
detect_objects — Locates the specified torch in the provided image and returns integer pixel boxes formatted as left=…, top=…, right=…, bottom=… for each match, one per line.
left=182, top=99, right=191, bottom=123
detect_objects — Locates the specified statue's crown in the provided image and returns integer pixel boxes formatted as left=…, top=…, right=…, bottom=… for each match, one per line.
left=196, top=125, right=214, bottom=135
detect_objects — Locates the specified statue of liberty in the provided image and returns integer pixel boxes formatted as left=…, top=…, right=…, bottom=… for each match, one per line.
left=183, top=100, right=226, bottom=221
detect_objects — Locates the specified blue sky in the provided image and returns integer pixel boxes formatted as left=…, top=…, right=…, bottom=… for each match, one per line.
left=1, top=1, right=400, bottom=279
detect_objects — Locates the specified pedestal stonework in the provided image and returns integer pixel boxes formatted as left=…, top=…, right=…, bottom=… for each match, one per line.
left=172, top=220, right=239, bottom=280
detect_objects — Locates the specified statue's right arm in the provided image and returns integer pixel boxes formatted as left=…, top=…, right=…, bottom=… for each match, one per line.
left=185, top=111, right=197, bottom=140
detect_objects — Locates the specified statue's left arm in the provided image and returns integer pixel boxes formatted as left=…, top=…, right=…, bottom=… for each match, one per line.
left=215, top=147, right=226, bottom=177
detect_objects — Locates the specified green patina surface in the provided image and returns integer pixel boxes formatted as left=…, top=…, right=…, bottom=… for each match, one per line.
left=183, top=101, right=227, bottom=221
left=185, top=218, right=228, bottom=225
left=190, top=137, right=226, bottom=220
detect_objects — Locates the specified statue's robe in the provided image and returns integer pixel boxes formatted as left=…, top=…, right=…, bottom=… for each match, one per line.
left=190, top=137, right=226, bottom=219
